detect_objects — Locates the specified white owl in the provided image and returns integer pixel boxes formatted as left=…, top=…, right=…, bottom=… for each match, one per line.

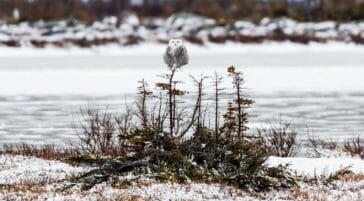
left=163, top=39, right=189, bottom=69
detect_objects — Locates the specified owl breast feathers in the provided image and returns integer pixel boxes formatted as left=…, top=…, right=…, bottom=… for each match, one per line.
left=163, top=39, right=189, bottom=68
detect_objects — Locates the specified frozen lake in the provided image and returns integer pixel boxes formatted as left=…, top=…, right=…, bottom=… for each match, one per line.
left=0, top=43, right=364, bottom=144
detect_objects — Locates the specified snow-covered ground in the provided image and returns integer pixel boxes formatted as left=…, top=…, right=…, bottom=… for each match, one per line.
left=0, top=154, right=85, bottom=185
left=0, top=154, right=363, bottom=200
left=267, top=156, right=364, bottom=177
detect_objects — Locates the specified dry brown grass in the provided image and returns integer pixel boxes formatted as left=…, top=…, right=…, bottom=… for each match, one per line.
left=183, top=35, right=204, bottom=45
left=123, top=35, right=144, bottom=46
left=30, top=40, right=47, bottom=48
left=0, top=40, right=20, bottom=47
left=206, top=32, right=330, bottom=45
left=65, top=37, right=121, bottom=47
left=1, top=143, right=80, bottom=160
left=343, top=137, right=364, bottom=159
left=114, top=194, right=153, bottom=201
left=350, top=35, right=364, bottom=44
left=258, top=120, right=298, bottom=157
left=0, top=183, right=46, bottom=193
left=1, top=35, right=143, bottom=49
left=207, top=34, right=236, bottom=43
left=0, top=176, right=362, bottom=201
left=336, top=173, right=364, bottom=182
left=0, top=183, right=153, bottom=201
left=290, top=187, right=309, bottom=200
left=0, top=32, right=362, bottom=49
left=269, top=33, right=327, bottom=44
left=236, top=35, right=265, bottom=43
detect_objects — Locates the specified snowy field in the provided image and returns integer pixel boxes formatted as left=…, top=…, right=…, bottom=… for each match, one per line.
left=0, top=154, right=363, bottom=200
left=0, top=42, right=364, bottom=144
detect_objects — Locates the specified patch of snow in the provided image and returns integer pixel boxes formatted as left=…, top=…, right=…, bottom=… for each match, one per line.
left=0, top=155, right=85, bottom=185
left=267, top=156, right=364, bottom=177
left=283, top=27, right=294, bottom=35
left=315, top=30, right=338, bottom=38
left=277, top=18, right=297, bottom=28
left=313, top=21, right=336, bottom=31
left=103, top=16, right=118, bottom=26
left=165, top=13, right=215, bottom=33
left=234, top=21, right=255, bottom=30
left=339, top=23, right=360, bottom=35
left=260, top=17, right=271, bottom=26
left=209, top=27, right=227, bottom=37
left=122, top=13, right=140, bottom=27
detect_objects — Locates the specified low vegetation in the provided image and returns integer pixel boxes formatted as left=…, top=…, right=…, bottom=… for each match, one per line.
left=258, top=119, right=298, bottom=157
left=343, top=137, right=364, bottom=159
left=0, top=143, right=80, bottom=161
left=56, top=65, right=297, bottom=192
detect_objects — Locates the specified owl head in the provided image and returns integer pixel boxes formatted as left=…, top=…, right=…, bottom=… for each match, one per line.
left=168, top=39, right=183, bottom=48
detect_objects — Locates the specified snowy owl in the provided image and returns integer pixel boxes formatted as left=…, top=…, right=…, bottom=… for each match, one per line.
left=163, top=39, right=189, bottom=69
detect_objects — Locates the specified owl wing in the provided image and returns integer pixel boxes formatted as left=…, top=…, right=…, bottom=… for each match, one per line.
left=174, top=45, right=189, bottom=67
left=163, top=46, right=174, bottom=67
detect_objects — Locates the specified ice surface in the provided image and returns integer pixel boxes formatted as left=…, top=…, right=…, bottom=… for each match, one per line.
left=0, top=42, right=364, bottom=94
left=0, top=42, right=364, bottom=144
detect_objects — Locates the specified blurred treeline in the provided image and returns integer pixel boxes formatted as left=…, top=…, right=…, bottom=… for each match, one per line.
left=1, top=0, right=364, bottom=23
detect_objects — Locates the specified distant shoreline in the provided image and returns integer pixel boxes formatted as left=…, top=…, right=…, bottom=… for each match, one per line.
left=1, top=16, right=364, bottom=49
